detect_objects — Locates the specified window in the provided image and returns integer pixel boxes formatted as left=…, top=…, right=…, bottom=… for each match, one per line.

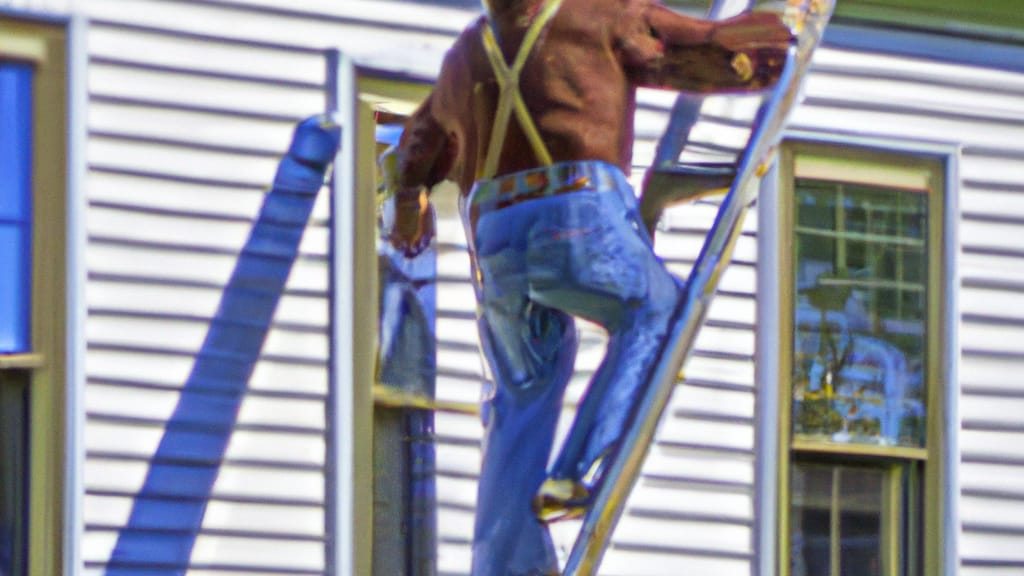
left=334, top=65, right=435, bottom=574
left=792, top=179, right=928, bottom=449
left=0, top=17, right=68, bottom=576
left=0, top=62, right=33, bottom=355
left=776, top=142, right=950, bottom=576
left=0, top=57, right=33, bottom=576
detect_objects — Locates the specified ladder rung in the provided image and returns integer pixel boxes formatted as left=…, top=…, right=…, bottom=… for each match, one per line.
left=640, top=166, right=738, bottom=230
left=658, top=163, right=737, bottom=178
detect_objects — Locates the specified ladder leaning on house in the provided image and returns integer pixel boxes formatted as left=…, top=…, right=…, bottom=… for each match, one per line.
left=316, top=0, right=838, bottom=573
left=562, top=0, right=837, bottom=572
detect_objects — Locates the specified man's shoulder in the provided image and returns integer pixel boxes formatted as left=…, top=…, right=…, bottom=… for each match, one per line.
left=445, top=15, right=488, bottom=63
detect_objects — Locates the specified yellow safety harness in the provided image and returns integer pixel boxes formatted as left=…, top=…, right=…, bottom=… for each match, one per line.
left=478, top=0, right=564, bottom=180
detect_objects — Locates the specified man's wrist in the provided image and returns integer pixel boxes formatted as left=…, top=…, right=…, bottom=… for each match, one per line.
left=395, top=188, right=428, bottom=210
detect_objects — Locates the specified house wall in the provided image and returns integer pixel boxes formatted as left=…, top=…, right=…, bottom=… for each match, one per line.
left=4, top=0, right=1024, bottom=574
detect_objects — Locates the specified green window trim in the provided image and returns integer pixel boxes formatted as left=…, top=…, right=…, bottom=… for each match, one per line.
left=0, top=17, right=68, bottom=576
left=775, top=140, right=949, bottom=576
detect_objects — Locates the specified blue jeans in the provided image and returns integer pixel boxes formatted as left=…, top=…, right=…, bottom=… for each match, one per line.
left=462, top=161, right=683, bottom=575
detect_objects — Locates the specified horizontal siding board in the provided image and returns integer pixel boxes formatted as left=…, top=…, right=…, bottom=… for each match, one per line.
left=960, top=287, right=1024, bottom=326
left=190, top=0, right=476, bottom=34
left=803, top=72, right=1024, bottom=124
left=961, top=395, right=1024, bottom=431
left=86, top=243, right=330, bottom=292
left=597, top=551, right=751, bottom=576
left=87, top=137, right=281, bottom=192
left=627, top=484, right=752, bottom=523
left=961, top=321, right=1024, bottom=357
left=89, top=561, right=323, bottom=569
left=611, top=515, right=752, bottom=554
left=84, top=494, right=323, bottom=537
left=85, top=420, right=324, bottom=466
left=961, top=252, right=1024, bottom=290
left=86, top=172, right=268, bottom=221
left=642, top=446, right=755, bottom=487
left=659, top=418, right=754, bottom=453
left=88, top=101, right=297, bottom=158
left=85, top=383, right=325, bottom=429
left=88, top=281, right=328, bottom=328
left=961, top=532, right=1024, bottom=564
left=84, top=457, right=324, bottom=502
left=669, top=385, right=755, bottom=422
left=961, top=495, right=1024, bottom=533
left=86, top=24, right=326, bottom=85
left=89, top=62, right=323, bottom=122
left=86, top=315, right=329, bottom=363
left=83, top=0, right=459, bottom=75
left=85, top=348, right=327, bottom=397
left=962, top=186, right=1024, bottom=221
left=790, top=103, right=1024, bottom=151
left=811, top=46, right=1024, bottom=93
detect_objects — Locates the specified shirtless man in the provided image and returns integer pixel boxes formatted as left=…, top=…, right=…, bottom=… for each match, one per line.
left=384, top=1, right=791, bottom=573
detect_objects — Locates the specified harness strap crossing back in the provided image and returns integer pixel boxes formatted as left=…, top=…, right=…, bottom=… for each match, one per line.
left=478, top=0, right=564, bottom=180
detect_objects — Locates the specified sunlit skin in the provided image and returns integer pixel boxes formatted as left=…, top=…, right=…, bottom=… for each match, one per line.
left=386, top=0, right=793, bottom=255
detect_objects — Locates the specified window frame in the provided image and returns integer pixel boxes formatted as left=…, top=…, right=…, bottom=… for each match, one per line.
left=328, top=56, right=433, bottom=576
left=0, top=15, right=70, bottom=576
left=788, top=458, right=912, bottom=576
left=762, top=136, right=959, bottom=576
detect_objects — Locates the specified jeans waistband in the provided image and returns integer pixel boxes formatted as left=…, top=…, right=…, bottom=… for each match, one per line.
left=465, top=160, right=625, bottom=226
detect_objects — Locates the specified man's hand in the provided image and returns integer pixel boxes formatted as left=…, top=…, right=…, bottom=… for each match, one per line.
left=640, top=7, right=795, bottom=93
left=712, top=12, right=794, bottom=51
left=711, top=12, right=795, bottom=88
left=379, top=145, right=436, bottom=258
left=388, top=190, right=436, bottom=258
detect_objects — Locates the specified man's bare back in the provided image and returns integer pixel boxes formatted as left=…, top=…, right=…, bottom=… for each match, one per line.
left=389, top=0, right=791, bottom=254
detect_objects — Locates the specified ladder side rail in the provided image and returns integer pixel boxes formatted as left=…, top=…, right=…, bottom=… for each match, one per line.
left=562, top=47, right=799, bottom=574
left=564, top=0, right=837, bottom=567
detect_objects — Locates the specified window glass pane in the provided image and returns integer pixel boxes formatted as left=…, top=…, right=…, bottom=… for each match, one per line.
left=791, top=463, right=889, bottom=576
left=839, top=468, right=884, bottom=575
left=791, top=465, right=833, bottom=575
left=0, top=63, right=33, bottom=354
left=0, top=370, right=29, bottom=576
left=792, top=179, right=928, bottom=448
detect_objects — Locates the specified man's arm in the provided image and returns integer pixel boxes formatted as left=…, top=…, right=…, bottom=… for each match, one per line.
left=381, top=94, right=455, bottom=257
left=623, top=4, right=793, bottom=93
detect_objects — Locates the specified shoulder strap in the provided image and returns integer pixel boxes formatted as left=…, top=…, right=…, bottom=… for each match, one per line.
left=478, top=0, right=564, bottom=180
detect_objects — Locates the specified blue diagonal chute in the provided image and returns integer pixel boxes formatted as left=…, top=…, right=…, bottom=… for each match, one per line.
left=107, top=116, right=340, bottom=572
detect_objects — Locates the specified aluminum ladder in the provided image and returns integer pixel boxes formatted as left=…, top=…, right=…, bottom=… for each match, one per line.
left=562, top=0, right=837, bottom=572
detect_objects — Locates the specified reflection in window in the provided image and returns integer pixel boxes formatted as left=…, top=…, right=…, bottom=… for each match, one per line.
left=792, top=180, right=928, bottom=448
left=1, top=60, right=34, bottom=576
left=0, top=63, right=34, bottom=354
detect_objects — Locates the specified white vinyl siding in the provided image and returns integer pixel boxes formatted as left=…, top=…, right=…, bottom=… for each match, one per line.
left=5, top=0, right=1024, bottom=573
